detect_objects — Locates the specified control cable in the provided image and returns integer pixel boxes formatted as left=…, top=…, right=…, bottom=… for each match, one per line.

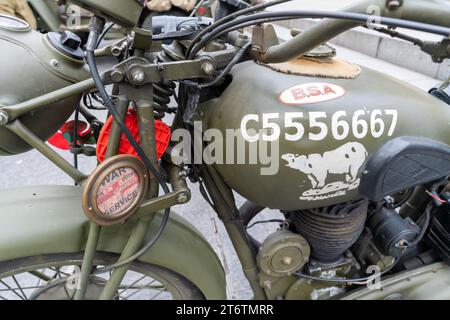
left=85, top=16, right=171, bottom=273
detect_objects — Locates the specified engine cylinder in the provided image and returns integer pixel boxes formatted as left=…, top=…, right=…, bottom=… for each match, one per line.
left=290, top=199, right=368, bottom=263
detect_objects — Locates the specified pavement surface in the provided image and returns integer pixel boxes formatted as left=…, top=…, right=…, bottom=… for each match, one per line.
left=0, top=22, right=446, bottom=299
left=269, top=0, right=450, bottom=80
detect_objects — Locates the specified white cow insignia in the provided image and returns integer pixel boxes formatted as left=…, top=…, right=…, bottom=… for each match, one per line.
left=282, top=142, right=368, bottom=201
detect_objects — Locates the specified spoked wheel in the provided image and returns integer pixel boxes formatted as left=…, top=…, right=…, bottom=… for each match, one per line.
left=0, top=252, right=204, bottom=300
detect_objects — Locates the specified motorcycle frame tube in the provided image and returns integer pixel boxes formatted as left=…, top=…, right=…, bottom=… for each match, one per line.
left=99, top=215, right=155, bottom=300
left=74, top=93, right=130, bottom=300
left=171, top=111, right=267, bottom=298
left=74, top=222, right=101, bottom=300
left=200, top=164, right=267, bottom=299
left=259, top=0, right=450, bottom=63
left=135, top=96, right=160, bottom=199
left=1, top=77, right=98, bottom=121
left=99, top=95, right=159, bottom=300
left=4, top=120, right=87, bottom=183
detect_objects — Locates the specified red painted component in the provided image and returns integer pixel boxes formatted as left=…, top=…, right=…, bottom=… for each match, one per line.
left=96, top=109, right=171, bottom=163
left=197, top=6, right=207, bottom=16
left=48, top=120, right=91, bottom=150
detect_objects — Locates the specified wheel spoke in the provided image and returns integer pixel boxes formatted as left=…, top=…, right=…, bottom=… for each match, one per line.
left=115, top=275, right=147, bottom=298
left=122, top=280, right=156, bottom=300
left=0, top=285, right=47, bottom=292
left=0, top=258, right=186, bottom=300
left=148, top=289, right=165, bottom=300
left=49, top=267, right=71, bottom=299
left=12, top=275, right=28, bottom=300
left=50, top=267, right=71, bottom=278
left=0, top=279, right=26, bottom=300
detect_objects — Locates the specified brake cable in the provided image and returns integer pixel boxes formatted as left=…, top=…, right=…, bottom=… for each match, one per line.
left=186, top=0, right=290, bottom=58
left=188, top=10, right=450, bottom=60
left=96, top=22, right=115, bottom=48
left=85, top=17, right=171, bottom=273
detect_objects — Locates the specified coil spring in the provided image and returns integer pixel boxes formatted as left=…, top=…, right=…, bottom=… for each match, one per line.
left=153, top=52, right=176, bottom=119
left=153, top=81, right=176, bottom=119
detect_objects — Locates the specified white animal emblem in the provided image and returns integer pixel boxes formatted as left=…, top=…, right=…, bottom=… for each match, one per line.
left=282, top=142, right=368, bottom=189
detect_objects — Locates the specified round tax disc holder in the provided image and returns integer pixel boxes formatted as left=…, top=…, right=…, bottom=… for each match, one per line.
left=82, top=155, right=149, bottom=226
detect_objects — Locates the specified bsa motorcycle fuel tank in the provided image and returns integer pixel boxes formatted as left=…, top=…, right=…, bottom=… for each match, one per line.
left=201, top=60, right=450, bottom=211
left=0, top=14, right=90, bottom=155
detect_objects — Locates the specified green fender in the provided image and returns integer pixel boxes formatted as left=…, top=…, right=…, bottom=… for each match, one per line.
left=0, top=186, right=227, bottom=299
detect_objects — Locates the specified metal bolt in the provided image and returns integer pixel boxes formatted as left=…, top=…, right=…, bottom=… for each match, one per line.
left=395, top=239, right=409, bottom=251
left=282, top=256, right=293, bottom=266
left=177, top=193, right=188, bottom=204
left=131, top=68, right=145, bottom=84
left=387, top=0, right=401, bottom=10
left=263, top=280, right=272, bottom=290
left=201, top=62, right=215, bottom=76
left=111, top=46, right=122, bottom=57
left=111, top=69, right=125, bottom=83
left=50, top=59, right=60, bottom=68
left=0, top=110, right=8, bottom=126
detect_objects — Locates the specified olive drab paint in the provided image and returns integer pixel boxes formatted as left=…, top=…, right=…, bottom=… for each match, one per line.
left=70, top=0, right=143, bottom=27
left=0, top=21, right=89, bottom=155
left=0, top=0, right=449, bottom=302
left=201, top=61, right=450, bottom=211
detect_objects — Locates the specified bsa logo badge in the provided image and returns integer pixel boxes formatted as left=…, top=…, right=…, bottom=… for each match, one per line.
left=280, top=83, right=345, bottom=105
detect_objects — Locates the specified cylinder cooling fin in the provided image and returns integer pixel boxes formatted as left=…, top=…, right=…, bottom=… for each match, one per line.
left=289, top=199, right=368, bottom=263
left=428, top=202, right=450, bottom=264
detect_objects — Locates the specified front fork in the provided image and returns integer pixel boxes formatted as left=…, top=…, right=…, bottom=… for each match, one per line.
left=74, top=81, right=160, bottom=299
left=74, top=15, right=268, bottom=300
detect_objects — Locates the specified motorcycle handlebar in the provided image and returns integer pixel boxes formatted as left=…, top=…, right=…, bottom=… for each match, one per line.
left=256, top=0, right=450, bottom=64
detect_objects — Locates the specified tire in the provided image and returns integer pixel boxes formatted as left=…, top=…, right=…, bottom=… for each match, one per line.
left=0, top=252, right=204, bottom=300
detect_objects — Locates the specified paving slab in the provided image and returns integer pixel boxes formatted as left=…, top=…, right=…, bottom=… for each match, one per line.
left=268, top=0, right=449, bottom=80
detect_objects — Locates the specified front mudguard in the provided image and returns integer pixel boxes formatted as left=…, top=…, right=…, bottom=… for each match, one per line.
left=0, top=186, right=227, bottom=300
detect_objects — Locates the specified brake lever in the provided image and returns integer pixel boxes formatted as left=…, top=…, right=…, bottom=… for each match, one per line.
left=420, top=38, right=450, bottom=63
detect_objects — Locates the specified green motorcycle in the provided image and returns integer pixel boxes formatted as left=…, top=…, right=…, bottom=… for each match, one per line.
left=0, top=0, right=449, bottom=300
